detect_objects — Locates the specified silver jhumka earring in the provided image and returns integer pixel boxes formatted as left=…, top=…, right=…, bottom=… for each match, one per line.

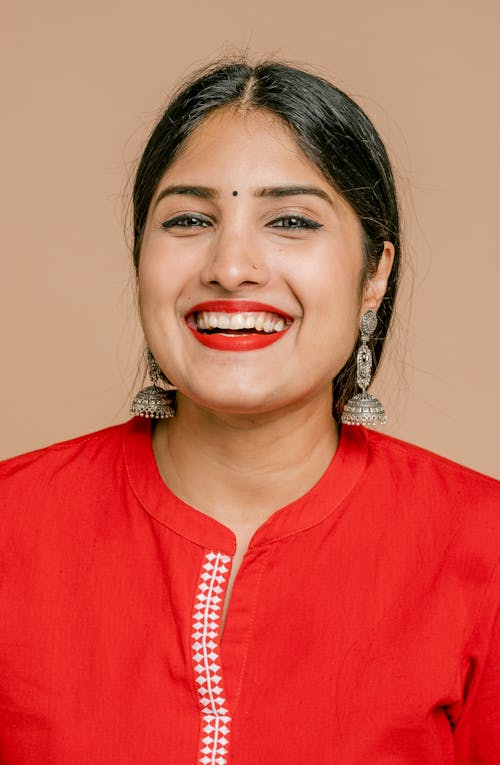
left=130, top=348, right=176, bottom=419
left=341, top=309, right=386, bottom=426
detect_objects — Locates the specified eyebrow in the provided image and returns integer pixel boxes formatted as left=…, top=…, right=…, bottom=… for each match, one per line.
left=256, top=185, right=334, bottom=206
left=153, top=185, right=217, bottom=210
left=152, top=184, right=334, bottom=210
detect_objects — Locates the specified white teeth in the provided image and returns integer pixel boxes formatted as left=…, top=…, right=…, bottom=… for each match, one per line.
left=254, top=315, right=265, bottom=331
left=230, top=314, right=245, bottom=330
left=194, top=310, right=290, bottom=333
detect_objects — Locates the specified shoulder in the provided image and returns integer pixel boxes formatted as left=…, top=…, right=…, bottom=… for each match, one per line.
left=355, top=428, right=500, bottom=608
left=362, top=426, right=499, bottom=492
left=359, top=425, right=500, bottom=536
left=0, top=420, right=131, bottom=499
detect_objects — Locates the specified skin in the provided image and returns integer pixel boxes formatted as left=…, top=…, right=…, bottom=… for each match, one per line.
left=138, top=107, right=394, bottom=630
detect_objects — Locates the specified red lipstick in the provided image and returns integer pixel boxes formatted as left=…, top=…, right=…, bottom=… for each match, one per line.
left=187, top=300, right=293, bottom=319
left=187, top=326, right=288, bottom=351
left=186, top=300, right=293, bottom=352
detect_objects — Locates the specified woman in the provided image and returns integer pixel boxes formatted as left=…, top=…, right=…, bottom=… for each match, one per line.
left=0, top=60, right=498, bottom=763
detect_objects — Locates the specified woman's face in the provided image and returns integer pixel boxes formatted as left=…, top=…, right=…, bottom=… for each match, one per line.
left=138, top=107, right=393, bottom=416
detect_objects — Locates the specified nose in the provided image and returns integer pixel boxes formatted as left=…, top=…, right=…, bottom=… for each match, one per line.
left=199, top=225, right=270, bottom=291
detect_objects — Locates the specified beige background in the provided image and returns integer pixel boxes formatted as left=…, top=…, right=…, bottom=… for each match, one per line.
left=1, top=0, right=499, bottom=478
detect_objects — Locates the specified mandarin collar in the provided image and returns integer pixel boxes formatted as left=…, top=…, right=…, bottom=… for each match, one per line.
left=122, top=416, right=367, bottom=555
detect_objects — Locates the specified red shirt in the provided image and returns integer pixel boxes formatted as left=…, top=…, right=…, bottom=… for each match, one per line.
left=0, top=417, right=499, bottom=763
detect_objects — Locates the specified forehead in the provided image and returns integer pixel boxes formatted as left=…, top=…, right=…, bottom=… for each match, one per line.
left=162, top=107, right=327, bottom=185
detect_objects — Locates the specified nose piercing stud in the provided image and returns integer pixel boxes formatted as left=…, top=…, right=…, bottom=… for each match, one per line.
left=232, top=190, right=238, bottom=196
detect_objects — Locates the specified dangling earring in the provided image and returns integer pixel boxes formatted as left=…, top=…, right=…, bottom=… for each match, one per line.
left=341, top=309, right=386, bottom=426
left=130, top=348, right=176, bottom=419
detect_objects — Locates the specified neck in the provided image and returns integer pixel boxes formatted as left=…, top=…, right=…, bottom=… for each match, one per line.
left=152, top=391, right=339, bottom=530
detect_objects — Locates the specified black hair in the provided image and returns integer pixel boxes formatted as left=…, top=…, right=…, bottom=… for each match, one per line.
left=132, top=59, right=400, bottom=419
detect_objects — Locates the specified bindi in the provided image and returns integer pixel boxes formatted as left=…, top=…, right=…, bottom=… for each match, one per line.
left=232, top=190, right=238, bottom=196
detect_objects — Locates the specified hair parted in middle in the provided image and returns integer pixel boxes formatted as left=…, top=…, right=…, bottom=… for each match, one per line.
left=131, top=58, right=401, bottom=420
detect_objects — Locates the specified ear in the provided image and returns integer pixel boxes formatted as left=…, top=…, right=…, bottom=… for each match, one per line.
left=361, top=241, right=395, bottom=313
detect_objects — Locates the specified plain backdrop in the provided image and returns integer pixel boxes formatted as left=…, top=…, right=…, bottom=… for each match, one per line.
left=1, top=0, right=499, bottom=478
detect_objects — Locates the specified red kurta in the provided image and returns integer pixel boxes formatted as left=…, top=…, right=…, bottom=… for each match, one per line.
left=0, top=418, right=499, bottom=763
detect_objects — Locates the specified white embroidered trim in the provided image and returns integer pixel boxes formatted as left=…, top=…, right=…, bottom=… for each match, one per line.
left=192, top=551, right=232, bottom=765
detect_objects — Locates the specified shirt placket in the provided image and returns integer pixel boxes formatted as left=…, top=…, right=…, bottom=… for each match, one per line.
left=191, top=551, right=232, bottom=765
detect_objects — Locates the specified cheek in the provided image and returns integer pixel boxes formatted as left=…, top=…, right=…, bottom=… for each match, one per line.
left=137, top=242, right=179, bottom=316
left=296, top=246, right=364, bottom=321
left=292, top=247, right=364, bottom=375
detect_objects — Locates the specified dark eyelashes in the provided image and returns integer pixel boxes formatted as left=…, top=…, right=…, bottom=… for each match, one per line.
left=271, top=215, right=322, bottom=230
left=161, top=215, right=209, bottom=229
left=161, top=214, right=323, bottom=230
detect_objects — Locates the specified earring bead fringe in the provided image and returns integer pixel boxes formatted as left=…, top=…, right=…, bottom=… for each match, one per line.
left=130, top=348, right=176, bottom=419
left=130, top=385, right=176, bottom=419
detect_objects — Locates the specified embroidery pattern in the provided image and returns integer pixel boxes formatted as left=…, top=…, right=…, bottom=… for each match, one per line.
left=192, top=551, right=232, bottom=765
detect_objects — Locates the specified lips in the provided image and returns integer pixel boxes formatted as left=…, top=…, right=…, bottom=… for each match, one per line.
left=187, top=301, right=293, bottom=318
left=185, top=300, right=293, bottom=352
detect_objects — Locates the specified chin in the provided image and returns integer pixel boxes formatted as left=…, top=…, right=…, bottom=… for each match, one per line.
left=180, top=386, right=287, bottom=416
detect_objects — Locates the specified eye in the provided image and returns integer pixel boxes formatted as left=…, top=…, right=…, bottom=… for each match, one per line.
left=269, top=215, right=322, bottom=230
left=161, top=214, right=211, bottom=229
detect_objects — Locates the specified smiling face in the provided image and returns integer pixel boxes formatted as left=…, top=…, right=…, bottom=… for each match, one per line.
left=138, top=107, right=392, bottom=416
